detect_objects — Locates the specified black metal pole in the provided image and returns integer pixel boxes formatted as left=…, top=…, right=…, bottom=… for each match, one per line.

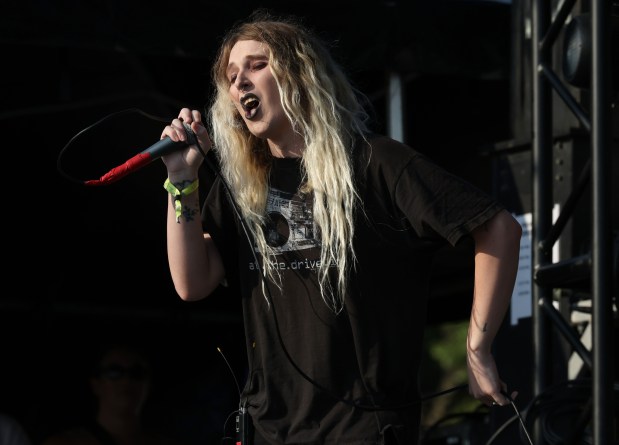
left=539, top=158, right=591, bottom=257
left=532, top=0, right=554, bottom=442
left=539, top=0, right=578, bottom=52
left=591, top=0, right=614, bottom=443
left=540, top=298, right=592, bottom=369
left=539, top=63, right=592, bottom=131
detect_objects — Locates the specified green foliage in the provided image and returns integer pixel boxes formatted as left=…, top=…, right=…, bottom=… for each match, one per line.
left=419, top=319, right=482, bottom=430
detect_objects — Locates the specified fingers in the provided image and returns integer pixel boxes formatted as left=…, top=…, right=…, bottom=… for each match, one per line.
left=177, top=108, right=202, bottom=128
left=161, top=108, right=211, bottom=148
left=174, top=108, right=199, bottom=141
left=177, top=107, right=197, bottom=123
left=468, top=372, right=516, bottom=407
left=160, top=117, right=188, bottom=142
left=467, top=350, right=518, bottom=408
left=178, top=108, right=212, bottom=150
left=489, top=388, right=518, bottom=408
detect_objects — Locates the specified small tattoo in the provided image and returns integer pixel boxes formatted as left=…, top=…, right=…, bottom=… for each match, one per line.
left=182, top=205, right=199, bottom=222
left=174, top=179, right=196, bottom=189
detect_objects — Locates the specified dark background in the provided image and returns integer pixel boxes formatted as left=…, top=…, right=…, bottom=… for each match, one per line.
left=1, top=1, right=537, bottom=444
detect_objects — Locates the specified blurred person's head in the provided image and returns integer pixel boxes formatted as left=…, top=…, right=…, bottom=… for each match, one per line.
left=90, top=343, right=152, bottom=416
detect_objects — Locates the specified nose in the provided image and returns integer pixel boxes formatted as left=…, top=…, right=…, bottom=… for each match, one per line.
left=235, top=71, right=250, bottom=93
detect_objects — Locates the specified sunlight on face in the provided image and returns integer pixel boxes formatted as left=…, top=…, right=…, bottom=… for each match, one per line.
left=226, top=40, right=294, bottom=144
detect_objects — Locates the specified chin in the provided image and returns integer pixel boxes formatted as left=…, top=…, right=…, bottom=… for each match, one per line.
left=245, top=121, right=271, bottom=139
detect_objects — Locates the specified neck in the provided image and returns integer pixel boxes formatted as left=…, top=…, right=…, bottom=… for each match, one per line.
left=267, top=132, right=304, bottom=158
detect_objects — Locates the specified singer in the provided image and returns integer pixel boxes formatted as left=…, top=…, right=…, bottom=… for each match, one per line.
left=159, top=10, right=522, bottom=445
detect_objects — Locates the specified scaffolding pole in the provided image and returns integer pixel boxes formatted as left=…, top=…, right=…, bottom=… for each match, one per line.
left=531, top=0, right=615, bottom=443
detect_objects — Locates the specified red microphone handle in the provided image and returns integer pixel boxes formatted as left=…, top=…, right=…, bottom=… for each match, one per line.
left=84, top=152, right=153, bottom=186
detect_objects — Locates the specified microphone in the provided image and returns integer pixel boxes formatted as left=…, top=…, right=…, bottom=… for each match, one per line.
left=84, top=123, right=198, bottom=186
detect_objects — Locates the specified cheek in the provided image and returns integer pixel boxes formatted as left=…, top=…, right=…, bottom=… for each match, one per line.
left=227, top=94, right=243, bottom=115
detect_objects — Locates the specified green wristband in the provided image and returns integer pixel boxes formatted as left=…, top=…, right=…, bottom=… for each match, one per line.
left=163, top=178, right=199, bottom=223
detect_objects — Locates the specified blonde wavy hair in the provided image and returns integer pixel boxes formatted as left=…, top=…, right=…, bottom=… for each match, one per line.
left=207, top=11, right=369, bottom=313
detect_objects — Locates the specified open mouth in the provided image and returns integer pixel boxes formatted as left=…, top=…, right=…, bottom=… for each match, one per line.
left=240, top=93, right=260, bottom=119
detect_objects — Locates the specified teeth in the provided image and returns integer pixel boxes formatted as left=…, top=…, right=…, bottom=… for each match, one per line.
left=242, top=97, right=258, bottom=110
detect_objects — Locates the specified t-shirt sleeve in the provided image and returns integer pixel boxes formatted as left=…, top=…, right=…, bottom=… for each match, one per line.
left=394, top=152, right=504, bottom=246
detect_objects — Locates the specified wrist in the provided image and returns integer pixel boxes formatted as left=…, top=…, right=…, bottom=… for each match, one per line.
left=164, top=178, right=200, bottom=223
left=167, top=177, right=199, bottom=191
left=467, top=331, right=492, bottom=354
left=166, top=169, right=199, bottom=184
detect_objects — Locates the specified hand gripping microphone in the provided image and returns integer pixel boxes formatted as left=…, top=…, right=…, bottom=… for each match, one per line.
left=84, top=123, right=198, bottom=186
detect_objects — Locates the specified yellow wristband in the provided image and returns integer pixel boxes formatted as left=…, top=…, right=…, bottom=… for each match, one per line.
left=163, top=178, right=199, bottom=223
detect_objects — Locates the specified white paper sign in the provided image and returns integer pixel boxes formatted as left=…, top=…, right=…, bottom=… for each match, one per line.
left=510, top=206, right=560, bottom=325
left=511, top=213, right=533, bottom=325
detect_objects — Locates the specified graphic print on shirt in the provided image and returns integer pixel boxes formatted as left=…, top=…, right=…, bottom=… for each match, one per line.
left=263, top=187, right=319, bottom=253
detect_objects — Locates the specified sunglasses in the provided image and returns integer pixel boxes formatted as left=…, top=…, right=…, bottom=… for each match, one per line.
left=96, top=364, right=149, bottom=381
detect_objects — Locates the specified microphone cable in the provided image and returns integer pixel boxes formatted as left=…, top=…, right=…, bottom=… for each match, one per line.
left=200, top=137, right=535, bottom=444
left=58, top=108, right=534, bottom=443
left=56, top=108, right=186, bottom=186
left=199, top=137, right=526, bottom=414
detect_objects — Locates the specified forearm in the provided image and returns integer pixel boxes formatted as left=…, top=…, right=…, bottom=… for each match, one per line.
left=468, top=209, right=522, bottom=353
left=166, top=174, right=224, bottom=301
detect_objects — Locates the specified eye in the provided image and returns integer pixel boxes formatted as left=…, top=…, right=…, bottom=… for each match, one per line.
left=228, top=73, right=237, bottom=84
left=252, top=61, right=267, bottom=71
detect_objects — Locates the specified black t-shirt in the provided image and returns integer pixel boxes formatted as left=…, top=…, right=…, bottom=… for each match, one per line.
left=202, top=135, right=504, bottom=445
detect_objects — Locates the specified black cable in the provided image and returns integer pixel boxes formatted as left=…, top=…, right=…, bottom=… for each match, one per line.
left=520, top=378, right=618, bottom=445
left=421, top=410, right=489, bottom=443
left=484, top=413, right=519, bottom=445
left=202, top=139, right=535, bottom=444
left=502, top=390, right=534, bottom=445
left=420, top=393, right=535, bottom=445
left=219, top=409, right=238, bottom=445
left=60, top=109, right=534, bottom=442
left=56, top=108, right=173, bottom=186
left=56, top=107, right=487, bottom=411
left=202, top=146, right=470, bottom=411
